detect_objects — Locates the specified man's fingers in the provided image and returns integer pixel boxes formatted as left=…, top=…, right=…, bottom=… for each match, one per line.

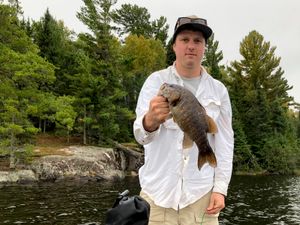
left=206, top=200, right=214, bottom=211
left=206, top=193, right=225, bottom=215
left=206, top=207, right=220, bottom=214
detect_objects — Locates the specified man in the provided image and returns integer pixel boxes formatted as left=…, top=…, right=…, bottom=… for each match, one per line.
left=133, top=15, right=234, bottom=225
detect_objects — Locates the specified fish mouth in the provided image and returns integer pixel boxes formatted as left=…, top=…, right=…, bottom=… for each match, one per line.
left=159, top=83, right=166, bottom=93
left=159, top=83, right=172, bottom=99
left=161, top=83, right=167, bottom=89
left=158, top=83, right=167, bottom=96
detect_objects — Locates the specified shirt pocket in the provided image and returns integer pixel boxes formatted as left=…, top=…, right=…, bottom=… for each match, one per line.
left=201, top=97, right=221, bottom=120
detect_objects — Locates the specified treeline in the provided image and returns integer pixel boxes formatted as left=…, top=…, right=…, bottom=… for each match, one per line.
left=0, top=0, right=299, bottom=174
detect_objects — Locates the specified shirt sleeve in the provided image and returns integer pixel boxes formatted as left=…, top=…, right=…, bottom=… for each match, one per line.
left=133, top=73, right=162, bottom=145
left=212, top=87, right=234, bottom=196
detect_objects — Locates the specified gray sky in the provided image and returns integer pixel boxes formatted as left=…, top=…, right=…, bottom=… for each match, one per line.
left=18, top=0, right=300, bottom=104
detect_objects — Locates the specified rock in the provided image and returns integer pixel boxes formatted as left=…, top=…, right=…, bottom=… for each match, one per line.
left=0, top=170, right=37, bottom=183
left=0, top=145, right=143, bottom=183
left=31, top=146, right=125, bottom=182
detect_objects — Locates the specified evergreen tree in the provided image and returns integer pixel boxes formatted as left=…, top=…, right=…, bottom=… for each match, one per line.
left=202, top=34, right=224, bottom=81
left=32, top=8, right=65, bottom=64
left=151, top=16, right=169, bottom=46
left=30, top=8, right=74, bottom=94
left=20, top=17, right=33, bottom=37
left=77, top=0, right=130, bottom=143
left=0, top=4, right=56, bottom=168
left=53, top=96, right=77, bottom=142
left=231, top=103, right=260, bottom=172
left=228, top=30, right=295, bottom=173
left=112, top=3, right=169, bottom=45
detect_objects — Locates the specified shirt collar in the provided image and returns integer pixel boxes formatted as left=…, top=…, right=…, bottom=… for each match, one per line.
left=171, top=62, right=208, bottom=82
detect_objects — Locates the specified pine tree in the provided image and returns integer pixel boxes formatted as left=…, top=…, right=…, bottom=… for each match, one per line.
left=202, top=34, right=224, bottom=81
left=231, top=103, right=260, bottom=172
left=0, top=4, right=56, bottom=168
left=112, top=3, right=169, bottom=45
left=228, top=30, right=295, bottom=173
left=77, top=0, right=130, bottom=143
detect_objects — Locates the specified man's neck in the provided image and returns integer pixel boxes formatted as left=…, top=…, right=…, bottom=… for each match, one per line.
left=175, top=62, right=202, bottom=78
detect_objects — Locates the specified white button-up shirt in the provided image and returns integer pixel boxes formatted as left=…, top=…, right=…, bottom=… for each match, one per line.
left=134, top=65, right=234, bottom=210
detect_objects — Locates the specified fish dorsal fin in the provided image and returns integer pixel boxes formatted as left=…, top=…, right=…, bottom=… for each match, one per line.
left=206, top=115, right=218, bottom=134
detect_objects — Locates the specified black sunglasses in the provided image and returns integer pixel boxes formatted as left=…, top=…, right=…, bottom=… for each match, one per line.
left=175, top=17, right=207, bottom=30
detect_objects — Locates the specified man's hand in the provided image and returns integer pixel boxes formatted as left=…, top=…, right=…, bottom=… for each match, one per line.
left=206, top=192, right=225, bottom=215
left=143, top=96, right=170, bottom=132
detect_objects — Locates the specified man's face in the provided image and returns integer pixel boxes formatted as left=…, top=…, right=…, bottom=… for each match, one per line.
left=173, top=30, right=206, bottom=70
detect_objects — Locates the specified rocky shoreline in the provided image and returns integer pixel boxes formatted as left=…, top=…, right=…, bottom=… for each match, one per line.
left=0, top=145, right=143, bottom=184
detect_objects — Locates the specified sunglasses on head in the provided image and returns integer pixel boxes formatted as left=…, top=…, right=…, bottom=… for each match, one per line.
left=175, top=17, right=207, bottom=30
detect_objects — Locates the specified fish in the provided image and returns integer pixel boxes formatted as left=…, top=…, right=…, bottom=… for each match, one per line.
left=158, top=83, right=218, bottom=169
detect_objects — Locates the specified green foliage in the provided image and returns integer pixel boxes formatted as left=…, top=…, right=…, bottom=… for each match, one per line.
left=76, top=0, right=132, bottom=142
left=54, top=96, right=77, bottom=135
left=114, top=34, right=166, bottom=141
left=31, top=8, right=65, bottom=63
left=30, top=8, right=76, bottom=94
left=14, top=144, right=34, bottom=164
left=0, top=3, right=56, bottom=168
left=77, top=0, right=116, bottom=41
left=120, top=35, right=166, bottom=111
left=228, top=30, right=297, bottom=174
left=202, top=34, right=224, bottom=81
left=261, top=134, right=297, bottom=174
left=231, top=103, right=260, bottom=172
left=112, top=3, right=169, bottom=45
left=112, top=4, right=151, bottom=37
left=296, top=111, right=300, bottom=139
left=0, top=4, right=36, bottom=53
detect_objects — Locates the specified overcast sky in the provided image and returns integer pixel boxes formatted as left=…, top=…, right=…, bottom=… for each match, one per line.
left=17, top=0, right=300, bottom=104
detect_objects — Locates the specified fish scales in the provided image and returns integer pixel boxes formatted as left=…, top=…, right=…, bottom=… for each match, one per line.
left=159, top=83, right=217, bottom=169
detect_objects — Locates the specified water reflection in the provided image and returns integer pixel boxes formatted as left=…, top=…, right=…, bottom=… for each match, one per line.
left=223, top=176, right=300, bottom=225
left=0, top=176, right=299, bottom=225
left=0, top=177, right=140, bottom=225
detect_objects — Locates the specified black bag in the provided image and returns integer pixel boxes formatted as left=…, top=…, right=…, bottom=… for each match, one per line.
left=105, top=190, right=150, bottom=225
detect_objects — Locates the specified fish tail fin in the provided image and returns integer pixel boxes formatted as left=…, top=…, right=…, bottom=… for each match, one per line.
left=197, top=146, right=217, bottom=170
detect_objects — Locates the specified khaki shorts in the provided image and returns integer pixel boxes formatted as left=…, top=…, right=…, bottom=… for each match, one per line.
left=140, top=191, right=219, bottom=225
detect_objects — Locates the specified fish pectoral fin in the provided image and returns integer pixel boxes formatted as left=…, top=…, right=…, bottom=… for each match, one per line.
left=206, top=115, right=218, bottom=134
left=183, top=133, right=193, bottom=149
left=167, top=112, right=173, bottom=120
left=172, top=114, right=181, bottom=124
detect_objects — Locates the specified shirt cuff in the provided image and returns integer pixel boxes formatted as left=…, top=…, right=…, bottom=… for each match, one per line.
left=134, top=114, right=159, bottom=145
left=212, top=180, right=229, bottom=196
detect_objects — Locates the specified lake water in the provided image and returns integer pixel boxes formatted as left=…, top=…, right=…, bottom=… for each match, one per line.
left=0, top=175, right=299, bottom=225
